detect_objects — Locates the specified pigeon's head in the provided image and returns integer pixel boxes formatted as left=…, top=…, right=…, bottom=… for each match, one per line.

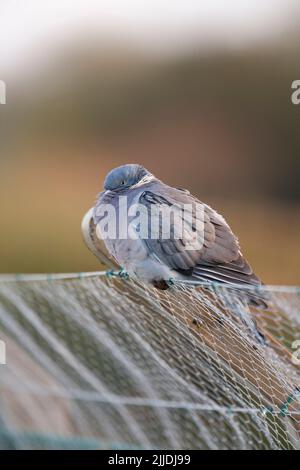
left=103, top=164, right=152, bottom=191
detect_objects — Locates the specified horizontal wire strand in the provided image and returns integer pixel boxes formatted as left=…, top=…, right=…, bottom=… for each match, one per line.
left=0, top=270, right=299, bottom=293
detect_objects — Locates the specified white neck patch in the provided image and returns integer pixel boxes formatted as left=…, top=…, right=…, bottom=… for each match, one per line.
left=131, top=174, right=155, bottom=189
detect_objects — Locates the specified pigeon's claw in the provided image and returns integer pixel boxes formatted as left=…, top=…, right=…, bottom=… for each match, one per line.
left=105, top=268, right=130, bottom=280
left=118, top=268, right=130, bottom=280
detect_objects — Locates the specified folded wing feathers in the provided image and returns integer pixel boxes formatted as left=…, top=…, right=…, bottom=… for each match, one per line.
left=140, top=187, right=261, bottom=286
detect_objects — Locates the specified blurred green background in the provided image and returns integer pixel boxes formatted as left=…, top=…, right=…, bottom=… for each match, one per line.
left=0, top=1, right=299, bottom=284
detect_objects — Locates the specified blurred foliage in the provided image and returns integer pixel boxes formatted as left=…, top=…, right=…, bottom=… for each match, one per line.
left=5, top=43, right=300, bottom=200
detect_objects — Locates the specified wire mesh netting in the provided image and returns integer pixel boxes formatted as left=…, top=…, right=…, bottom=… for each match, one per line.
left=0, top=272, right=300, bottom=449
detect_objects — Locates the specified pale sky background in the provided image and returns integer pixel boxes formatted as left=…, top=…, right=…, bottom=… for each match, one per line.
left=0, top=0, right=300, bottom=75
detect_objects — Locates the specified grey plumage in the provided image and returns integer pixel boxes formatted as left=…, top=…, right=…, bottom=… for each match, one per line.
left=139, top=187, right=261, bottom=286
left=83, top=163, right=267, bottom=344
left=89, top=164, right=261, bottom=289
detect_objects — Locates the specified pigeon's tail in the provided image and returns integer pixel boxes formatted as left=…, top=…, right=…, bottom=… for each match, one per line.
left=217, top=288, right=268, bottom=346
left=187, top=265, right=269, bottom=346
left=246, top=292, right=269, bottom=310
left=191, top=259, right=269, bottom=308
left=234, top=300, right=267, bottom=346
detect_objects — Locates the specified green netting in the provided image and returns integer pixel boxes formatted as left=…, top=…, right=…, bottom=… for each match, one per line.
left=0, top=272, right=300, bottom=449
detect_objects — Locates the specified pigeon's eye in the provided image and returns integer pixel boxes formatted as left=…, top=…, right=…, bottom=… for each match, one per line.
left=121, top=181, right=125, bottom=185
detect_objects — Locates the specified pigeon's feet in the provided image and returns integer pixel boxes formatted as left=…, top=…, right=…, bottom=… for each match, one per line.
left=105, top=268, right=129, bottom=280
left=118, top=268, right=130, bottom=279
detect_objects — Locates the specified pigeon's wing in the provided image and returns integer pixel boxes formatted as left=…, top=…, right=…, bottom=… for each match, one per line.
left=81, top=208, right=119, bottom=269
left=139, top=187, right=261, bottom=286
